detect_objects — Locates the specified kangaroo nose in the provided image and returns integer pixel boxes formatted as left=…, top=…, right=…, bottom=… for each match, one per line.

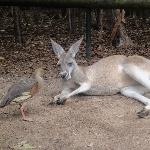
left=61, top=74, right=66, bottom=79
left=60, top=72, right=67, bottom=79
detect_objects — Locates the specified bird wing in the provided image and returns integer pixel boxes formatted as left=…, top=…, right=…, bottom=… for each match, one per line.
left=0, top=77, right=36, bottom=107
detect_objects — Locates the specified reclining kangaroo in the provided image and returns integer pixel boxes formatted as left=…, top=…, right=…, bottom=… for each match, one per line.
left=51, top=38, right=150, bottom=118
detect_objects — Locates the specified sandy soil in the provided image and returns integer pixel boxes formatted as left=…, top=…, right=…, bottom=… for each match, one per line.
left=0, top=9, right=150, bottom=150
left=1, top=73, right=150, bottom=150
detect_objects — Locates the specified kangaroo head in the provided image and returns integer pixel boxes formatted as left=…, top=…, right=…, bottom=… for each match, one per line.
left=51, top=38, right=83, bottom=80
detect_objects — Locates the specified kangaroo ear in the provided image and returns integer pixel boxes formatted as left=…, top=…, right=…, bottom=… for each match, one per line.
left=67, top=37, right=83, bottom=58
left=51, top=39, right=65, bottom=58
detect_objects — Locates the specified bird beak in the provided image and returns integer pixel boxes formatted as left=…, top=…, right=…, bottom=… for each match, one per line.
left=0, top=57, right=4, bottom=60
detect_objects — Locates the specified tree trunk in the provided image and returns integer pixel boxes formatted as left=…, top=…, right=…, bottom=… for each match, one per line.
left=111, top=9, right=133, bottom=48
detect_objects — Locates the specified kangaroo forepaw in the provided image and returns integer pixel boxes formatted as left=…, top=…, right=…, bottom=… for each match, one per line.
left=48, top=101, right=56, bottom=106
left=49, top=95, right=66, bottom=105
left=137, top=108, right=150, bottom=118
left=56, top=98, right=66, bottom=105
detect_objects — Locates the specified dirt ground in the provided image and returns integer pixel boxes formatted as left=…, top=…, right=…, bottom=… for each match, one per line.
left=1, top=71, right=150, bottom=150
left=0, top=8, right=150, bottom=150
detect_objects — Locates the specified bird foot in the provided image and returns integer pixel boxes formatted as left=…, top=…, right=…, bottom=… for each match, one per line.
left=22, top=117, right=33, bottom=122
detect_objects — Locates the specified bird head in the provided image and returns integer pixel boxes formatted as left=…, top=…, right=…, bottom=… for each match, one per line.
left=0, top=57, right=4, bottom=60
left=35, top=67, right=46, bottom=76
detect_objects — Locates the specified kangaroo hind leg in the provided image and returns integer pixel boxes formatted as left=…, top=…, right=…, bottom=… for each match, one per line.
left=123, top=64, right=150, bottom=90
left=121, top=85, right=150, bottom=118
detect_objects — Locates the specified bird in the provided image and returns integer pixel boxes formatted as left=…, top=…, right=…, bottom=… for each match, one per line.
left=0, top=68, right=45, bottom=121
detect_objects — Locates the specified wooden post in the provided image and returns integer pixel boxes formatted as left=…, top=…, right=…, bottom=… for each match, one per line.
left=68, top=8, right=75, bottom=33
left=13, top=6, right=22, bottom=44
left=85, top=8, right=91, bottom=59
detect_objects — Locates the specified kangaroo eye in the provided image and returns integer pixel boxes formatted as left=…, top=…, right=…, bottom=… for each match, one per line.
left=68, top=62, right=73, bottom=67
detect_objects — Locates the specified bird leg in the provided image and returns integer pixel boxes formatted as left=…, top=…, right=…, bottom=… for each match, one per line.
left=20, top=104, right=33, bottom=122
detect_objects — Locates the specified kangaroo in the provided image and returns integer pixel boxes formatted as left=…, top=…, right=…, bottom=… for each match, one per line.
left=50, top=37, right=150, bottom=118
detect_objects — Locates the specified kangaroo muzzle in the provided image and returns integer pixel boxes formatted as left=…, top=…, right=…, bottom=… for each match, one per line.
left=60, top=72, right=68, bottom=79
left=60, top=71, right=71, bottom=80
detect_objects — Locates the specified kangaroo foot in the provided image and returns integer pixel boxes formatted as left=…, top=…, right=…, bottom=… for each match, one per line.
left=137, top=108, right=150, bottom=118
